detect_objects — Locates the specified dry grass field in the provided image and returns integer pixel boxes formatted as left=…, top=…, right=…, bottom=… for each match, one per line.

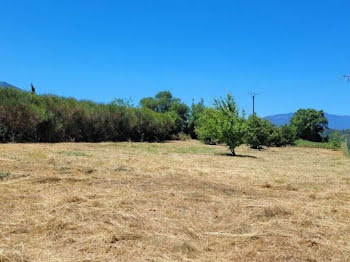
left=1, top=140, right=350, bottom=262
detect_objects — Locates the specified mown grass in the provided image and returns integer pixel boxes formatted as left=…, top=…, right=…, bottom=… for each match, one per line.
left=105, top=141, right=219, bottom=155
left=57, top=151, right=90, bottom=157
left=341, top=139, right=350, bottom=157
left=1, top=141, right=350, bottom=261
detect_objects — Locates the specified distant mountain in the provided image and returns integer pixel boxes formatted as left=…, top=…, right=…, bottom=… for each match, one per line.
left=264, top=113, right=294, bottom=126
left=0, top=81, right=14, bottom=87
left=0, top=81, right=22, bottom=90
left=264, top=113, right=350, bottom=130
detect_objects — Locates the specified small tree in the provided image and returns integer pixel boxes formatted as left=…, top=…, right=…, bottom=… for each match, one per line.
left=328, top=131, right=342, bottom=150
left=290, top=109, right=328, bottom=142
left=196, top=94, right=246, bottom=155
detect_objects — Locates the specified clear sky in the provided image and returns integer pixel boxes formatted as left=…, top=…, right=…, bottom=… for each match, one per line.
left=1, top=0, right=349, bottom=116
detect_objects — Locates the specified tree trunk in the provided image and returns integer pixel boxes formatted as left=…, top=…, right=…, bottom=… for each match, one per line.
left=230, top=148, right=236, bottom=156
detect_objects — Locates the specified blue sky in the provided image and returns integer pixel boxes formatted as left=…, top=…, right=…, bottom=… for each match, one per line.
left=1, top=0, right=349, bottom=116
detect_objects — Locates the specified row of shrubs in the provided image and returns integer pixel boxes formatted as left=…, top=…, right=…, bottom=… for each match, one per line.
left=195, top=94, right=346, bottom=155
left=0, top=88, right=334, bottom=155
left=0, top=88, right=177, bottom=142
left=195, top=94, right=296, bottom=155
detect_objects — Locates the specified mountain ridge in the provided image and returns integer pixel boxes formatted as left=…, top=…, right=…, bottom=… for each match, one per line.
left=264, top=113, right=350, bottom=130
left=0, top=81, right=22, bottom=91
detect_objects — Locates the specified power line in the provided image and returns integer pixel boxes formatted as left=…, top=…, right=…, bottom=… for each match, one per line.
left=343, top=75, right=350, bottom=82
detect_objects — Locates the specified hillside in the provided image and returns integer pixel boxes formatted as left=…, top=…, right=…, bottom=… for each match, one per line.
left=0, top=81, right=13, bottom=88
left=0, top=81, right=22, bottom=91
left=265, top=112, right=350, bottom=130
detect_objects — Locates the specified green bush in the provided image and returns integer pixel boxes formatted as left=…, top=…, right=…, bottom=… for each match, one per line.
left=0, top=87, right=176, bottom=143
left=294, top=139, right=340, bottom=150
left=328, top=131, right=342, bottom=150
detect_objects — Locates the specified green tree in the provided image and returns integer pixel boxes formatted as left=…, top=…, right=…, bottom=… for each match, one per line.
left=280, top=125, right=297, bottom=146
left=188, top=99, right=205, bottom=139
left=268, top=125, right=296, bottom=147
left=140, top=91, right=175, bottom=113
left=196, top=94, right=246, bottom=156
left=195, top=107, right=220, bottom=144
left=290, top=109, right=328, bottom=142
left=112, top=97, right=134, bottom=108
left=245, top=114, right=272, bottom=149
left=140, top=91, right=189, bottom=134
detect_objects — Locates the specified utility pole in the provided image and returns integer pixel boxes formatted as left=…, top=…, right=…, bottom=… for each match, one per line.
left=249, top=93, right=259, bottom=115
left=31, top=83, right=36, bottom=94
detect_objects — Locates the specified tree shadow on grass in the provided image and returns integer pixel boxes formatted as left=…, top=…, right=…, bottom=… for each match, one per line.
left=216, top=152, right=257, bottom=159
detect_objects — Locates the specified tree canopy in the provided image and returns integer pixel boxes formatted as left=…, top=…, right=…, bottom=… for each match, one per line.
left=196, top=94, right=246, bottom=155
left=140, top=91, right=189, bottom=134
left=245, top=114, right=273, bottom=149
left=290, top=109, right=328, bottom=142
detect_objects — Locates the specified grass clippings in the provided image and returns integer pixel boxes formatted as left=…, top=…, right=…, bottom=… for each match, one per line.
left=0, top=140, right=349, bottom=261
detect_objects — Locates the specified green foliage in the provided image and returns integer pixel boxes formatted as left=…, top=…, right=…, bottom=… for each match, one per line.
left=244, top=115, right=296, bottom=149
left=0, top=87, right=46, bottom=142
left=245, top=114, right=272, bottom=149
left=294, top=129, right=342, bottom=151
left=323, top=129, right=350, bottom=155
left=268, top=125, right=296, bottom=147
left=140, top=91, right=189, bottom=135
left=0, top=87, right=336, bottom=154
left=112, top=97, right=134, bottom=108
left=328, top=131, right=342, bottom=150
left=290, top=109, right=328, bottom=142
left=0, top=87, right=175, bottom=143
left=196, top=108, right=221, bottom=144
left=323, top=128, right=350, bottom=138
left=294, top=139, right=340, bottom=150
left=188, top=99, right=205, bottom=139
left=196, top=94, right=246, bottom=155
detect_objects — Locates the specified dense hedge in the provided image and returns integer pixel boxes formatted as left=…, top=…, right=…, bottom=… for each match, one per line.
left=0, top=87, right=176, bottom=143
